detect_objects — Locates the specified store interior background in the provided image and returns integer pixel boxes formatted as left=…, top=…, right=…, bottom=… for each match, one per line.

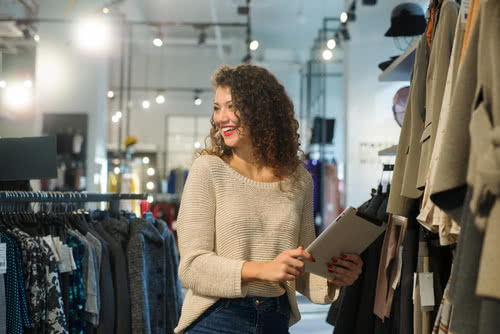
left=0, top=0, right=426, bottom=210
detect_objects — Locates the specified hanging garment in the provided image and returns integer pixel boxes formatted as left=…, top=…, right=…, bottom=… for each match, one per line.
left=127, top=218, right=169, bottom=334
left=91, top=221, right=131, bottom=334
left=373, top=215, right=408, bottom=320
left=387, top=35, right=428, bottom=217
left=416, top=0, right=459, bottom=189
left=156, top=220, right=183, bottom=333
left=0, top=232, right=31, bottom=334
left=326, top=232, right=386, bottom=333
left=0, top=273, right=5, bottom=334
left=66, top=233, right=87, bottom=334
left=417, top=3, right=465, bottom=245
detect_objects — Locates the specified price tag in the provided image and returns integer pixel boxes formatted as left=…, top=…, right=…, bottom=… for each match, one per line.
left=58, top=245, right=73, bottom=274
left=461, top=0, right=471, bottom=24
left=419, top=272, right=435, bottom=312
left=0, top=243, right=7, bottom=274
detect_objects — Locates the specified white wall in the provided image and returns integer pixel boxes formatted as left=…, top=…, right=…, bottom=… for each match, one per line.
left=343, top=0, right=422, bottom=207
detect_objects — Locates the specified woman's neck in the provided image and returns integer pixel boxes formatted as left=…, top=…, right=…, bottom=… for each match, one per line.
left=230, top=149, right=280, bottom=182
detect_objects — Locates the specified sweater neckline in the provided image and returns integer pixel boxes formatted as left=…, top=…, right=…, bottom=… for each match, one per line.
left=213, top=156, right=293, bottom=189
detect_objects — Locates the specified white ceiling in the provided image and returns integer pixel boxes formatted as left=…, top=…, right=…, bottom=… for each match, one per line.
left=137, top=0, right=344, bottom=63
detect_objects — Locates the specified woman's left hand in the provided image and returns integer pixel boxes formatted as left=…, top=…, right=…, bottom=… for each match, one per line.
left=326, top=254, right=363, bottom=287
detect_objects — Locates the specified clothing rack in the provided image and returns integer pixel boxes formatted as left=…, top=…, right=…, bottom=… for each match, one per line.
left=0, top=191, right=148, bottom=212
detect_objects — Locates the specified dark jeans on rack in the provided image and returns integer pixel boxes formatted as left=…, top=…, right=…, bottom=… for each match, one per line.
left=185, top=294, right=291, bottom=334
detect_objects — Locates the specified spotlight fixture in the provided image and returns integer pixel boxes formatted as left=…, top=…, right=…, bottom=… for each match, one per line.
left=142, top=100, right=151, bottom=109
left=112, top=115, right=119, bottom=123
left=322, top=49, right=333, bottom=61
left=249, top=40, right=259, bottom=51
left=153, top=36, right=163, bottom=47
left=147, top=167, right=155, bottom=176
left=194, top=141, right=201, bottom=149
left=340, top=25, right=351, bottom=41
left=5, top=84, right=31, bottom=108
left=107, top=90, right=114, bottom=99
left=146, top=181, right=155, bottom=190
left=327, top=39, right=337, bottom=50
left=340, top=12, right=349, bottom=23
left=33, top=34, right=40, bottom=42
left=155, top=92, right=165, bottom=104
left=114, top=110, right=122, bottom=119
left=113, top=167, right=120, bottom=174
left=102, top=7, right=110, bottom=14
left=194, top=89, right=202, bottom=106
left=142, top=156, right=150, bottom=164
left=75, top=18, right=111, bottom=53
left=198, top=29, right=207, bottom=46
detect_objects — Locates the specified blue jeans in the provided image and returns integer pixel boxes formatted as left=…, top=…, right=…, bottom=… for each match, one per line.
left=185, top=294, right=291, bottom=334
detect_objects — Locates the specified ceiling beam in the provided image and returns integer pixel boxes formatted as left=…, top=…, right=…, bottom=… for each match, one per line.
left=209, top=0, right=225, bottom=61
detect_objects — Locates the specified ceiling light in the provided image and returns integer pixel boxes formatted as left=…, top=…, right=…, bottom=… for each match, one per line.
left=146, top=181, right=155, bottom=190
left=249, top=40, right=259, bottom=51
left=114, top=110, right=122, bottom=119
left=23, top=80, right=32, bottom=89
left=155, top=94, right=165, bottom=104
left=107, top=90, right=114, bottom=98
left=0, top=81, right=6, bottom=88
left=194, top=97, right=202, bottom=106
left=147, top=167, right=155, bottom=176
left=322, top=49, right=333, bottom=61
left=327, top=39, right=337, bottom=50
left=153, top=37, right=163, bottom=47
left=113, top=167, right=120, bottom=174
left=33, top=34, right=40, bottom=42
left=194, top=141, right=201, bottom=149
left=5, top=85, right=31, bottom=108
left=340, top=12, right=349, bottom=23
left=75, top=18, right=111, bottom=53
left=102, top=7, right=110, bottom=14
left=142, top=100, right=151, bottom=109
left=142, top=156, right=150, bottom=164
left=112, top=115, right=119, bottom=123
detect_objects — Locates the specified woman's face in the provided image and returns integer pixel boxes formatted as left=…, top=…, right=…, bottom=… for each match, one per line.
left=213, top=86, right=251, bottom=151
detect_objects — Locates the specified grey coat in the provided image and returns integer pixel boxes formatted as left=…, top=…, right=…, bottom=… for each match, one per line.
left=127, top=218, right=168, bottom=334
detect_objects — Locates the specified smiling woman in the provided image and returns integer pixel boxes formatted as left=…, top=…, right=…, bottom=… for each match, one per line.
left=175, top=64, right=363, bottom=334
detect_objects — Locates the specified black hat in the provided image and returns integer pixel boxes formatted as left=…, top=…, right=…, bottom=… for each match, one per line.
left=385, top=3, right=427, bottom=37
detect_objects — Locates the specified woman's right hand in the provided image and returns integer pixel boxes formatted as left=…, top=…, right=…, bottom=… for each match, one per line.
left=242, top=246, right=315, bottom=282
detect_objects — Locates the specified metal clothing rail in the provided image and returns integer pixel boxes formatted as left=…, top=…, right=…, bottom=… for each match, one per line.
left=0, top=192, right=147, bottom=203
left=0, top=191, right=148, bottom=212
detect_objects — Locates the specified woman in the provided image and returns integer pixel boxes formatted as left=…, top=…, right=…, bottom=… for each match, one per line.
left=174, top=64, right=363, bottom=334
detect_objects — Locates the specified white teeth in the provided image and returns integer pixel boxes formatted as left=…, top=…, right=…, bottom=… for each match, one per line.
left=223, top=127, right=236, bottom=132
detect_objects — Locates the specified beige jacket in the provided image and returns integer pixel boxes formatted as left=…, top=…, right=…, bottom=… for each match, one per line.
left=416, top=0, right=459, bottom=189
left=387, top=36, right=427, bottom=217
left=464, top=0, right=500, bottom=300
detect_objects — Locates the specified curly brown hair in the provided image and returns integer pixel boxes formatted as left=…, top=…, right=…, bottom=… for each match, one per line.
left=200, top=64, right=303, bottom=181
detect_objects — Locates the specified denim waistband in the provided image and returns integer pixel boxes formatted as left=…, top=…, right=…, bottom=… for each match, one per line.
left=218, top=293, right=290, bottom=313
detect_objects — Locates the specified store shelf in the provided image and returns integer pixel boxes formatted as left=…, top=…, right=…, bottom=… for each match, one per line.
left=378, top=145, right=398, bottom=157
left=378, top=39, right=419, bottom=82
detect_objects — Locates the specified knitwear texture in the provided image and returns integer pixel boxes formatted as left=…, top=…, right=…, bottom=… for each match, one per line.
left=174, top=155, right=338, bottom=333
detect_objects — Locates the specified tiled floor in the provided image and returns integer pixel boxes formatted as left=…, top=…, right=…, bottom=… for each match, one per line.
left=289, top=294, right=334, bottom=334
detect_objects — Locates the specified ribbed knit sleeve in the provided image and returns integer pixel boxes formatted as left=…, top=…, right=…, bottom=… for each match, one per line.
left=177, top=156, right=248, bottom=298
left=296, top=174, right=339, bottom=303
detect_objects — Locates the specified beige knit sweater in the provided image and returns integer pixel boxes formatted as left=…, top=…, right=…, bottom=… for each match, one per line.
left=174, top=155, right=338, bottom=333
